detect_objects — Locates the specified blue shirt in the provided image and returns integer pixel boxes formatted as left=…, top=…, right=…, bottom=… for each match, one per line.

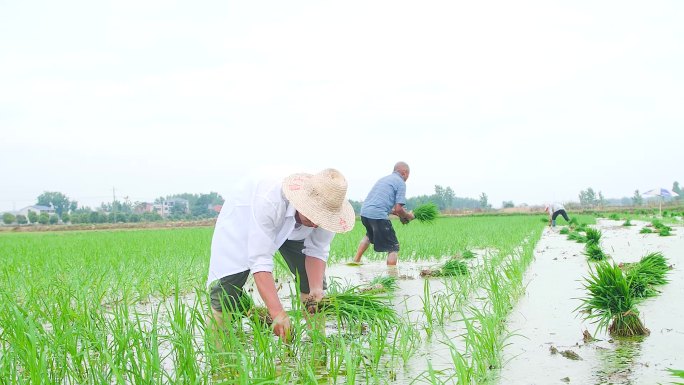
left=360, top=171, right=407, bottom=219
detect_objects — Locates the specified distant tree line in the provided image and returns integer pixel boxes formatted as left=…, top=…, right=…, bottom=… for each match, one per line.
left=349, top=185, right=485, bottom=214
left=2, top=191, right=225, bottom=226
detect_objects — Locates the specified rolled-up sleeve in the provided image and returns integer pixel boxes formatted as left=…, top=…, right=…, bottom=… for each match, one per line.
left=302, top=228, right=334, bottom=262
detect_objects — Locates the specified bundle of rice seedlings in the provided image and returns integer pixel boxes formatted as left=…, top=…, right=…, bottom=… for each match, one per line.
left=307, top=287, right=398, bottom=328
left=659, top=227, right=672, bottom=236
left=567, top=231, right=587, bottom=243
left=412, top=203, right=439, bottom=223
left=667, top=368, right=684, bottom=384
left=360, top=275, right=398, bottom=293
left=461, top=249, right=476, bottom=259
left=559, top=228, right=570, bottom=235
left=624, top=252, right=670, bottom=299
left=622, top=219, right=633, bottom=227
left=420, top=259, right=469, bottom=277
left=584, top=228, right=602, bottom=247
left=246, top=306, right=273, bottom=326
left=576, top=262, right=649, bottom=337
left=584, top=243, right=607, bottom=261
left=609, top=213, right=620, bottom=220
left=569, top=217, right=579, bottom=226
left=639, top=227, right=653, bottom=234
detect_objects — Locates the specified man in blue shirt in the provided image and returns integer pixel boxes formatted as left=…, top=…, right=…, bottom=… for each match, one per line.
left=353, top=161, right=415, bottom=265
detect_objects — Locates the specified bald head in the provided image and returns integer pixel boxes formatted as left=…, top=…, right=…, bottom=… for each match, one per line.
left=394, top=161, right=410, bottom=181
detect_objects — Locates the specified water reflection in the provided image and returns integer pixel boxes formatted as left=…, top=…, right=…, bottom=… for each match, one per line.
left=593, top=336, right=644, bottom=385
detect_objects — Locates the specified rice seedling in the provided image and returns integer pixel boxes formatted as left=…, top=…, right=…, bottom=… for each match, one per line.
left=420, top=259, right=469, bottom=277
left=412, top=203, right=439, bottom=223
left=639, top=227, right=653, bottom=234
left=584, top=227, right=602, bottom=246
left=559, top=227, right=569, bottom=235
left=567, top=231, right=587, bottom=243
left=360, top=275, right=398, bottom=293
left=658, top=227, right=672, bottom=236
left=584, top=243, right=608, bottom=261
left=307, top=286, right=398, bottom=330
left=609, top=213, right=620, bottom=220
left=622, top=219, right=633, bottom=226
left=668, top=368, right=684, bottom=385
left=461, top=249, right=476, bottom=259
left=576, top=262, right=650, bottom=337
left=624, top=252, right=670, bottom=299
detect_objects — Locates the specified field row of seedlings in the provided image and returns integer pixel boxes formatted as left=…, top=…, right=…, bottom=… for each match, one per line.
left=1, top=215, right=554, bottom=384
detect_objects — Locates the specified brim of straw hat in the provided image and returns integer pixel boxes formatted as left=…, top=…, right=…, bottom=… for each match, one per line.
left=282, top=172, right=356, bottom=233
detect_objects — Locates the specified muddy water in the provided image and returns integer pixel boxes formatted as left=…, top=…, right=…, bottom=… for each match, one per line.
left=498, top=219, right=684, bottom=385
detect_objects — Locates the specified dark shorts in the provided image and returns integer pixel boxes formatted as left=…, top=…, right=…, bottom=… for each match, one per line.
left=210, top=239, right=327, bottom=312
left=361, top=216, right=400, bottom=253
left=552, top=209, right=570, bottom=222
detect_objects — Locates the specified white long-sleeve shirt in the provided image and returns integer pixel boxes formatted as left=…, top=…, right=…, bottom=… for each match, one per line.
left=207, top=177, right=334, bottom=286
left=547, top=202, right=565, bottom=215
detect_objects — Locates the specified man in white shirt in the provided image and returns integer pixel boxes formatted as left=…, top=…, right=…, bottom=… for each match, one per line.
left=208, top=168, right=355, bottom=341
left=544, top=202, right=571, bottom=227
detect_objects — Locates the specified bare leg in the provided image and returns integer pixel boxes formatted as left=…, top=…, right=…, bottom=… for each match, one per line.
left=386, top=251, right=398, bottom=265
left=353, top=236, right=371, bottom=263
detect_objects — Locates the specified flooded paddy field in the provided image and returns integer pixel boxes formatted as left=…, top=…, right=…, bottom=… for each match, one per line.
left=1, top=214, right=681, bottom=384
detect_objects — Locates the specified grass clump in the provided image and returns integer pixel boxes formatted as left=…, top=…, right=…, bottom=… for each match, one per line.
left=576, top=261, right=649, bottom=337
left=413, top=203, right=439, bottom=223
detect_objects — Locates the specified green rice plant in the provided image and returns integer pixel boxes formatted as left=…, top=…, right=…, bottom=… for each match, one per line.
left=576, top=262, right=649, bottom=337
left=413, top=203, right=439, bottom=223
left=584, top=242, right=607, bottom=262
left=658, top=227, right=672, bottom=236
left=461, top=249, right=476, bottom=259
left=622, top=219, right=633, bottom=226
left=609, top=213, right=620, bottom=220
left=569, top=217, right=579, bottom=226
left=567, top=231, right=587, bottom=243
left=624, top=252, right=669, bottom=299
left=309, top=286, right=397, bottom=330
left=559, top=227, right=570, bottom=234
left=668, top=368, right=684, bottom=385
left=420, top=259, right=469, bottom=277
left=361, top=275, right=398, bottom=293
left=584, top=227, right=602, bottom=247
left=640, top=227, right=653, bottom=234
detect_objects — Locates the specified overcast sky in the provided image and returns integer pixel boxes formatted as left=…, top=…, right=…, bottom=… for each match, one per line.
left=1, top=1, right=682, bottom=211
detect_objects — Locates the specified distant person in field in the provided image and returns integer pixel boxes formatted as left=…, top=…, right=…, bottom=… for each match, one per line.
left=544, top=202, right=571, bottom=227
left=207, top=168, right=355, bottom=342
left=353, top=161, right=415, bottom=265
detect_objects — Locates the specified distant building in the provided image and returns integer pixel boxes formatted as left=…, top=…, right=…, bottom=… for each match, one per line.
left=16, top=205, right=55, bottom=217
left=134, top=202, right=155, bottom=214
left=153, top=198, right=189, bottom=217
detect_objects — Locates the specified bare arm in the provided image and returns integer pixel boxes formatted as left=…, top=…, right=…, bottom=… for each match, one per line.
left=392, top=203, right=415, bottom=222
left=253, top=271, right=291, bottom=340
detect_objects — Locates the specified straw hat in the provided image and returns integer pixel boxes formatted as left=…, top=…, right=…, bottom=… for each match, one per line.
left=282, top=168, right=356, bottom=233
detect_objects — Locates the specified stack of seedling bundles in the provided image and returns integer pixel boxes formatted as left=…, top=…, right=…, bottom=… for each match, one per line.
left=307, top=284, right=398, bottom=330
left=577, top=261, right=650, bottom=337
left=578, top=252, right=671, bottom=337
left=640, top=220, right=674, bottom=236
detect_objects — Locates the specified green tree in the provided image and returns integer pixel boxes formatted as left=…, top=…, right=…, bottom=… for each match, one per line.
left=502, top=201, right=515, bottom=208
left=632, top=190, right=643, bottom=206
left=36, top=191, right=73, bottom=217
left=16, top=215, right=28, bottom=225
left=3, top=212, right=16, bottom=224
left=479, top=192, right=491, bottom=209
left=579, top=187, right=598, bottom=207
left=49, top=215, right=58, bottom=224
left=27, top=210, right=38, bottom=224
left=61, top=213, right=70, bottom=223
left=38, top=213, right=49, bottom=225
